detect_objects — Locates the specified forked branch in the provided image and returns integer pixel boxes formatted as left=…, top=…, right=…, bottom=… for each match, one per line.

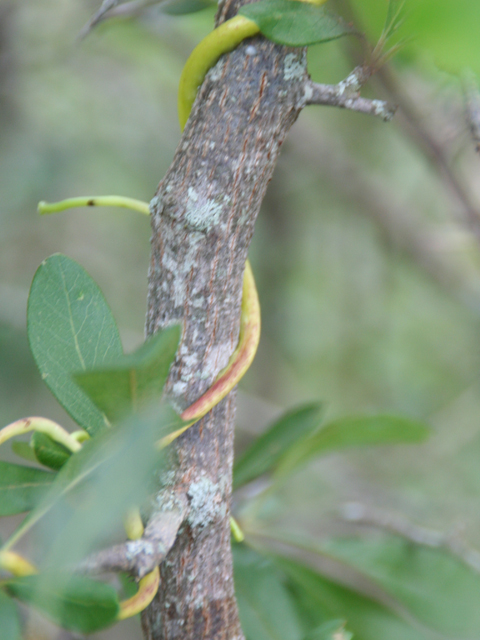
left=79, top=491, right=188, bottom=578
left=305, top=66, right=397, bottom=121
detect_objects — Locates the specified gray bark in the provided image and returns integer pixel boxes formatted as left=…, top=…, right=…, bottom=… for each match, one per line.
left=142, top=1, right=308, bottom=637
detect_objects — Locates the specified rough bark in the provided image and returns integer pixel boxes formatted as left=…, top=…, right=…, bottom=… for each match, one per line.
left=142, top=1, right=308, bottom=638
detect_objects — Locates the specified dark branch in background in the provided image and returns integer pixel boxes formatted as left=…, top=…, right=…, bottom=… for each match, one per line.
left=288, top=122, right=480, bottom=312
left=246, top=529, right=410, bottom=615
left=464, top=73, right=480, bottom=154
left=79, top=0, right=177, bottom=36
left=341, top=502, right=480, bottom=575
left=378, top=67, right=480, bottom=242
left=79, top=491, right=188, bottom=578
left=79, top=0, right=120, bottom=38
left=305, top=66, right=396, bottom=121
left=333, top=0, right=480, bottom=244
left=87, top=0, right=164, bottom=27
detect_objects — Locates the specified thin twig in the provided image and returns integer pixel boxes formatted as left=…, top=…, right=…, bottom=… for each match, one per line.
left=305, top=67, right=397, bottom=122
left=79, top=0, right=167, bottom=37
left=78, top=0, right=120, bottom=39
left=341, top=502, right=480, bottom=575
left=378, top=66, right=480, bottom=241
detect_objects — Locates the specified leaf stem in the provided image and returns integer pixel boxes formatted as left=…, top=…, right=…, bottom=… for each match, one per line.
left=124, top=508, right=144, bottom=541
left=71, top=430, right=91, bottom=443
left=117, top=567, right=160, bottom=620
left=0, top=418, right=82, bottom=454
left=230, top=517, right=245, bottom=543
left=157, top=260, right=260, bottom=448
left=38, top=196, right=150, bottom=216
left=117, top=508, right=161, bottom=619
left=177, top=15, right=260, bottom=130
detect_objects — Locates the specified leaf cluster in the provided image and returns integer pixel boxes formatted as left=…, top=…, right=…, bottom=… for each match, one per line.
left=2, top=0, right=474, bottom=637
left=0, top=254, right=181, bottom=634
left=0, top=254, right=436, bottom=640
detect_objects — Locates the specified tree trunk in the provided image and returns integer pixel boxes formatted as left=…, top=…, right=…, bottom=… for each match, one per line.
left=142, top=1, right=308, bottom=636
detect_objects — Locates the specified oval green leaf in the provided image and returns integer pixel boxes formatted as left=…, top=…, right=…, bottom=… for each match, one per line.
left=0, top=461, right=55, bottom=516
left=27, top=254, right=123, bottom=435
left=32, top=432, right=72, bottom=471
left=277, top=556, right=431, bottom=640
left=11, top=441, right=37, bottom=463
left=3, top=404, right=180, bottom=569
left=74, top=325, right=181, bottom=423
left=234, top=545, right=303, bottom=640
left=323, top=535, right=480, bottom=637
left=6, top=573, right=119, bottom=634
left=233, top=403, right=324, bottom=490
left=239, top=0, right=355, bottom=47
left=276, top=414, right=429, bottom=477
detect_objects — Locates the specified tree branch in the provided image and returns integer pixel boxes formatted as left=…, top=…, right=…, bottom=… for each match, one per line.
left=78, top=0, right=120, bottom=39
left=81, top=0, right=164, bottom=34
left=143, top=2, right=311, bottom=636
left=341, top=502, right=480, bottom=575
left=79, top=491, right=188, bottom=578
left=305, top=67, right=397, bottom=122
left=287, top=122, right=480, bottom=310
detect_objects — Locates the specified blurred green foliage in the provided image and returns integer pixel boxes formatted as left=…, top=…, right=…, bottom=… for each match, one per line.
left=2, top=0, right=480, bottom=637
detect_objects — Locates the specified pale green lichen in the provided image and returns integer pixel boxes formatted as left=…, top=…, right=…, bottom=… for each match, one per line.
left=187, top=476, right=225, bottom=529
left=184, top=188, right=223, bottom=232
left=172, top=380, right=188, bottom=396
left=337, top=69, right=362, bottom=96
left=161, top=232, right=203, bottom=306
left=125, top=539, right=155, bottom=560
left=303, top=82, right=314, bottom=103
left=182, top=353, right=199, bottom=369
left=149, top=194, right=163, bottom=212
left=284, top=53, right=304, bottom=82
left=370, top=99, right=394, bottom=121
left=191, top=295, right=206, bottom=308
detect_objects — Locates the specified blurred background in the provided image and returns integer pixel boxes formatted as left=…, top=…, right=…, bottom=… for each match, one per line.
left=2, top=0, right=480, bottom=637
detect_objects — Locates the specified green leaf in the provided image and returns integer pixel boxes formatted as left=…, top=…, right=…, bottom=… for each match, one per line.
left=233, top=545, right=303, bottom=640
left=277, top=556, right=431, bottom=640
left=74, top=325, right=181, bottom=423
left=27, top=254, right=123, bottom=435
left=0, top=590, right=21, bottom=640
left=322, top=535, right=480, bottom=637
left=239, top=0, right=354, bottom=47
left=0, top=461, right=55, bottom=516
left=276, top=414, right=429, bottom=477
left=233, top=403, right=324, bottom=490
left=3, top=404, right=180, bottom=570
left=32, top=432, right=72, bottom=470
left=7, top=573, right=119, bottom=633
left=11, top=441, right=36, bottom=463
left=119, top=572, right=138, bottom=599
